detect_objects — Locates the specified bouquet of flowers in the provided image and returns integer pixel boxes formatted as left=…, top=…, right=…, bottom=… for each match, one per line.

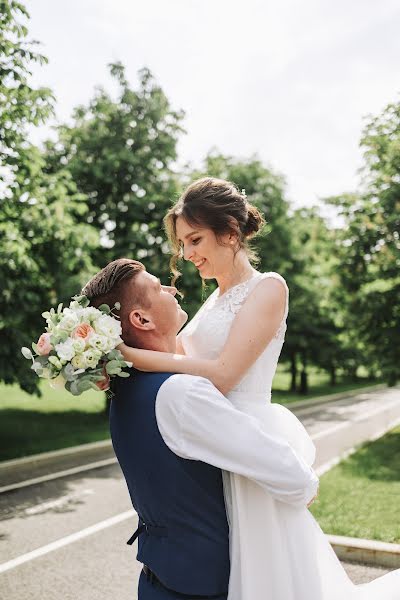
left=21, top=295, right=132, bottom=395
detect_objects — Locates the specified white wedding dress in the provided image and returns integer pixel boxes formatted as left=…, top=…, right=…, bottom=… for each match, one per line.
left=180, top=271, right=400, bottom=600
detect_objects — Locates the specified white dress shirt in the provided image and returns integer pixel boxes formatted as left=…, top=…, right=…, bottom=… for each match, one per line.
left=156, top=374, right=319, bottom=508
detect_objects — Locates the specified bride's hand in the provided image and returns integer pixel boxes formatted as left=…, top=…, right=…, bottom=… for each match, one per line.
left=115, top=342, right=127, bottom=358
left=118, top=342, right=139, bottom=365
left=116, top=342, right=152, bottom=372
left=117, top=341, right=129, bottom=358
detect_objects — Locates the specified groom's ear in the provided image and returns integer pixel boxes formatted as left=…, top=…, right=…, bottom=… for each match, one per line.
left=128, top=309, right=156, bottom=331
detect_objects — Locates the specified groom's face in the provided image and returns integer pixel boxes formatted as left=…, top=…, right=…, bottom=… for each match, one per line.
left=128, top=270, right=188, bottom=338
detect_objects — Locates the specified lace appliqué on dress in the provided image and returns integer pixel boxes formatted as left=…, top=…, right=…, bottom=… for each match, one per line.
left=220, top=281, right=251, bottom=315
left=220, top=279, right=287, bottom=341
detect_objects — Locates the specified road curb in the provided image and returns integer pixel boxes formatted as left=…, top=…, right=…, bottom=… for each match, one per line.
left=328, top=534, right=400, bottom=569
left=0, top=439, right=112, bottom=473
left=0, top=439, right=114, bottom=491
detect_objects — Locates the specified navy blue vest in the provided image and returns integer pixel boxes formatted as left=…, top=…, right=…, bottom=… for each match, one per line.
left=110, top=370, right=230, bottom=596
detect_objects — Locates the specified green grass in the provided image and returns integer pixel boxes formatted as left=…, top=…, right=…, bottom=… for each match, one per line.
left=0, top=368, right=383, bottom=462
left=310, top=425, right=400, bottom=544
left=272, top=366, right=381, bottom=404
left=0, top=382, right=109, bottom=461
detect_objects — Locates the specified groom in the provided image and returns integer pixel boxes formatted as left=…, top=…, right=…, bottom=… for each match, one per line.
left=82, top=258, right=319, bottom=600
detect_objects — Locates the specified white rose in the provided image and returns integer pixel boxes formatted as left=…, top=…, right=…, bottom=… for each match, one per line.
left=58, top=309, right=79, bottom=332
left=88, top=333, right=111, bottom=353
left=94, top=314, right=122, bottom=339
left=72, top=338, right=86, bottom=353
left=71, top=354, right=87, bottom=370
left=78, top=307, right=99, bottom=323
left=55, top=338, right=75, bottom=362
left=83, top=349, right=101, bottom=369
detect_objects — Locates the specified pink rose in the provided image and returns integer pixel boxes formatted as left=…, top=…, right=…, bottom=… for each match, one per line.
left=37, top=333, right=53, bottom=356
left=72, top=323, right=94, bottom=341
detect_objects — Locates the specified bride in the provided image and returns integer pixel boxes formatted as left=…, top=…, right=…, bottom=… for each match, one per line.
left=120, top=177, right=400, bottom=599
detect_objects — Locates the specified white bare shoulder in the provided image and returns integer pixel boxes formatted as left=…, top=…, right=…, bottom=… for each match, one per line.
left=249, top=273, right=288, bottom=305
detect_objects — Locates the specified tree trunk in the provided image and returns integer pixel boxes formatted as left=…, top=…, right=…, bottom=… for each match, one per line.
left=298, top=354, right=308, bottom=395
left=330, top=365, right=336, bottom=386
left=290, top=354, right=297, bottom=392
left=346, top=366, right=358, bottom=381
left=299, top=369, right=308, bottom=395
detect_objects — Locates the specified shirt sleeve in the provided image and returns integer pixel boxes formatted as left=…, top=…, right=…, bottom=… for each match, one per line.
left=156, top=374, right=319, bottom=507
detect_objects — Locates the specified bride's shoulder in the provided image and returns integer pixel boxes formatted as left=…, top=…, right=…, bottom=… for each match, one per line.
left=258, top=271, right=289, bottom=290
left=250, top=272, right=289, bottom=306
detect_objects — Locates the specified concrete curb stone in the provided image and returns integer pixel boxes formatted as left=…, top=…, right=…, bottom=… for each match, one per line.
left=328, top=535, right=400, bottom=569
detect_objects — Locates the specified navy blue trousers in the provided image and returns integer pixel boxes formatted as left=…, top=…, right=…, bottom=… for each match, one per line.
left=137, top=570, right=228, bottom=600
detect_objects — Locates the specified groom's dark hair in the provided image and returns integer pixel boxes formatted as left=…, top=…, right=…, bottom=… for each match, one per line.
left=81, top=258, right=149, bottom=345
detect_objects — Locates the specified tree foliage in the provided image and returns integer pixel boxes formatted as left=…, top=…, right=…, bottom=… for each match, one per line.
left=0, top=1, right=98, bottom=393
left=325, top=100, right=400, bottom=384
left=0, top=145, right=99, bottom=393
left=0, top=0, right=54, bottom=167
left=1, top=0, right=398, bottom=395
left=45, top=62, right=185, bottom=275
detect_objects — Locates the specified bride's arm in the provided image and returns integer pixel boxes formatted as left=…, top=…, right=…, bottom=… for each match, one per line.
left=119, top=278, right=286, bottom=394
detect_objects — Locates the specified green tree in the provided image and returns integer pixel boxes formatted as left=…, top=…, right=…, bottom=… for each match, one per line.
left=0, top=147, right=99, bottom=393
left=286, top=207, right=350, bottom=393
left=0, top=0, right=53, bottom=167
left=325, top=99, right=400, bottom=385
left=0, top=1, right=99, bottom=393
left=44, top=62, right=185, bottom=278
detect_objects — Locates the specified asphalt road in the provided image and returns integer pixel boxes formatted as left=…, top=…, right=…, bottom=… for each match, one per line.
left=1, top=387, right=399, bottom=599
left=293, top=386, right=400, bottom=471
left=0, top=463, right=393, bottom=600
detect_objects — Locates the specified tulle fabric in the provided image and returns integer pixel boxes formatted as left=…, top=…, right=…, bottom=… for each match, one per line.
left=224, top=395, right=400, bottom=600
left=181, top=271, right=400, bottom=599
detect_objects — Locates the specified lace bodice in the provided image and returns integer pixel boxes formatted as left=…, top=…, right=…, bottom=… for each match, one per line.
left=180, top=272, right=289, bottom=401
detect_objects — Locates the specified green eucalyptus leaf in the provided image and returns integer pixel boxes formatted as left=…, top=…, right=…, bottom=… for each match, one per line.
left=21, top=347, right=33, bottom=360
left=69, top=381, right=81, bottom=396
left=105, top=360, right=121, bottom=374
left=107, top=367, right=121, bottom=375
left=77, top=380, right=92, bottom=393
left=98, top=304, right=111, bottom=314
left=35, top=355, right=49, bottom=366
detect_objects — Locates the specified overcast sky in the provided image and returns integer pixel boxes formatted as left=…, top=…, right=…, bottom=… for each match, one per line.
left=25, top=0, right=400, bottom=209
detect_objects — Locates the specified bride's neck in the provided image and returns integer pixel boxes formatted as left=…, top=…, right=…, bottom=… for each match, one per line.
left=216, top=252, right=256, bottom=296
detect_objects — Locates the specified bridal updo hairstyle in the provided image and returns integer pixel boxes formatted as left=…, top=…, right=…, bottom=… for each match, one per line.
left=164, top=177, right=265, bottom=285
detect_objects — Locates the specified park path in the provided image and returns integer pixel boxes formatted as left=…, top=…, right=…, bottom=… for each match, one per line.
left=292, top=385, right=400, bottom=473
left=0, top=386, right=399, bottom=599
